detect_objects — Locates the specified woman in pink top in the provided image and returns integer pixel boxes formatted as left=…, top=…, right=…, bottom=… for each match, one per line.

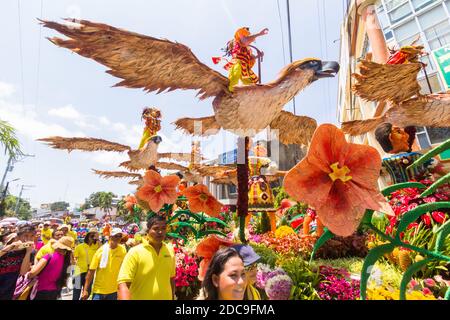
left=28, top=236, right=74, bottom=300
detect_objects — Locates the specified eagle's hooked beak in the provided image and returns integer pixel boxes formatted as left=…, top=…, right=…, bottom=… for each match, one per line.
left=151, top=135, right=162, bottom=144
left=314, top=60, right=340, bottom=79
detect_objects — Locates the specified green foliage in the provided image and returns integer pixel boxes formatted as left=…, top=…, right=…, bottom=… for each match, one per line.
left=0, top=119, right=23, bottom=159
left=81, top=191, right=117, bottom=212
left=254, top=211, right=271, bottom=234
left=272, top=186, right=289, bottom=208
left=50, top=201, right=70, bottom=212
left=277, top=256, right=321, bottom=300
left=1, top=195, right=32, bottom=220
left=250, top=243, right=280, bottom=268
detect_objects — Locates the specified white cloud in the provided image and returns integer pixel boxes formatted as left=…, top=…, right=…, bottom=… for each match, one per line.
left=48, top=105, right=81, bottom=120
left=87, top=151, right=129, bottom=167
left=99, top=116, right=110, bottom=125
left=0, top=82, right=15, bottom=98
left=0, top=98, right=85, bottom=140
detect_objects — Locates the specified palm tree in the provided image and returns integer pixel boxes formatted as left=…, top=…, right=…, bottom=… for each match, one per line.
left=98, top=192, right=116, bottom=216
left=0, top=119, right=23, bottom=159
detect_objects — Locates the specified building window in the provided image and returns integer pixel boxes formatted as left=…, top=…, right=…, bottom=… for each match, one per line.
left=394, top=18, right=419, bottom=41
left=411, top=0, right=439, bottom=12
left=426, top=127, right=450, bottom=144
left=424, top=20, right=450, bottom=50
left=385, top=0, right=409, bottom=11
left=418, top=73, right=444, bottom=93
left=388, top=2, right=413, bottom=24
left=228, top=184, right=237, bottom=195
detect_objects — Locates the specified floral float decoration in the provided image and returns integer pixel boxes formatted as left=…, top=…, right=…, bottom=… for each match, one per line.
left=292, top=128, right=450, bottom=300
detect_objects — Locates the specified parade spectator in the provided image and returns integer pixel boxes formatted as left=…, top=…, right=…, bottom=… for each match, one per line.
left=67, top=223, right=78, bottom=243
left=232, top=244, right=261, bottom=300
left=34, top=229, right=44, bottom=252
left=0, top=231, right=33, bottom=300
left=41, top=222, right=53, bottom=245
left=198, top=247, right=246, bottom=300
left=81, top=228, right=126, bottom=300
left=72, top=229, right=100, bottom=300
left=34, top=229, right=64, bottom=264
left=28, top=236, right=74, bottom=300
left=117, top=215, right=175, bottom=300
left=58, top=224, right=70, bottom=237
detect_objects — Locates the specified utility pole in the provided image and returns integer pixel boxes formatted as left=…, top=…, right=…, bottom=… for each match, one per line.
left=14, top=184, right=35, bottom=217
left=0, top=153, right=34, bottom=196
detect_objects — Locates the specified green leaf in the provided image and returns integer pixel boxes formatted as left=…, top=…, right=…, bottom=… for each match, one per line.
left=166, top=232, right=187, bottom=243
left=420, top=173, right=450, bottom=197
left=203, top=217, right=229, bottom=228
left=170, top=221, right=198, bottom=234
left=435, top=220, right=450, bottom=252
left=395, top=202, right=450, bottom=240
left=382, top=182, right=426, bottom=197
left=309, top=228, right=334, bottom=263
left=170, top=210, right=203, bottom=224
left=360, top=210, right=374, bottom=226
left=197, top=229, right=228, bottom=239
left=407, top=139, right=450, bottom=171
left=399, top=258, right=433, bottom=300
left=360, top=243, right=396, bottom=300
left=445, top=287, right=450, bottom=300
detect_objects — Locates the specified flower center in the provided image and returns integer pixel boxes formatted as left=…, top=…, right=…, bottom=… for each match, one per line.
left=328, top=162, right=352, bottom=183
left=154, top=185, right=163, bottom=193
left=199, top=194, right=209, bottom=202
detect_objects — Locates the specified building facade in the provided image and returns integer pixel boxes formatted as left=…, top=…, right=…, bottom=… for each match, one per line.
left=338, top=0, right=450, bottom=184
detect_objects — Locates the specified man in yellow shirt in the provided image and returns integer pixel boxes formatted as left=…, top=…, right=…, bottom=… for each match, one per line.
left=81, top=228, right=126, bottom=300
left=117, top=215, right=176, bottom=300
left=41, top=221, right=53, bottom=245
left=72, top=229, right=100, bottom=300
left=67, top=223, right=78, bottom=244
left=34, top=229, right=64, bottom=264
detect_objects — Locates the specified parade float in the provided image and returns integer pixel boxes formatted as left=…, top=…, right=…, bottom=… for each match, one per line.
left=37, top=19, right=449, bottom=300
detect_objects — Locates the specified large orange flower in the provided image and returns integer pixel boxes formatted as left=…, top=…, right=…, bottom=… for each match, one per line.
left=183, top=184, right=223, bottom=217
left=124, top=195, right=137, bottom=212
left=283, top=124, right=393, bottom=237
left=136, top=170, right=180, bottom=213
left=195, top=235, right=235, bottom=281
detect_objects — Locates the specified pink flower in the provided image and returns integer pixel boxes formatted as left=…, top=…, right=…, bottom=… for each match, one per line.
left=422, top=287, right=433, bottom=296
left=408, top=279, right=418, bottom=289
left=421, top=214, right=431, bottom=227
left=424, top=278, right=436, bottom=288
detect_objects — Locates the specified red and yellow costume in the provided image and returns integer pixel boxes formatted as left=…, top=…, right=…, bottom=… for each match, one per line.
left=225, top=28, right=259, bottom=92
left=138, top=107, right=162, bottom=149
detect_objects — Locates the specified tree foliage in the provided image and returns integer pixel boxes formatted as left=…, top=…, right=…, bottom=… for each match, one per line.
left=0, top=195, right=32, bottom=220
left=0, top=119, right=23, bottom=159
left=50, top=201, right=70, bottom=212
left=80, top=191, right=117, bottom=213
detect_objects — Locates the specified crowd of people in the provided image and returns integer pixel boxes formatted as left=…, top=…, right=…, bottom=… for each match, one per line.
left=0, top=216, right=261, bottom=300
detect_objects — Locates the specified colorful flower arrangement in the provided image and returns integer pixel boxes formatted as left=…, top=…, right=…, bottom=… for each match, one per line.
left=274, top=226, right=296, bottom=239
left=256, top=264, right=292, bottom=300
left=253, top=232, right=316, bottom=257
left=386, top=179, right=449, bottom=235
left=173, top=245, right=200, bottom=299
left=316, top=266, right=360, bottom=300
left=367, top=286, right=436, bottom=300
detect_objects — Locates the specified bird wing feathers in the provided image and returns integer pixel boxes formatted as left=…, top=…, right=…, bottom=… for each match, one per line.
left=37, top=137, right=131, bottom=152
left=269, top=111, right=317, bottom=146
left=173, top=116, right=222, bottom=136
left=41, top=19, right=229, bottom=100
left=156, top=162, right=188, bottom=171
left=353, top=60, right=422, bottom=104
left=92, top=169, right=142, bottom=179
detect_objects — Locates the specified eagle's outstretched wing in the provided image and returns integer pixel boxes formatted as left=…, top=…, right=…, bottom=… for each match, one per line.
left=269, top=111, right=317, bottom=146
left=157, top=152, right=204, bottom=162
left=173, top=116, right=222, bottom=136
left=353, top=60, right=422, bottom=104
left=92, top=169, right=142, bottom=180
left=156, top=162, right=188, bottom=171
left=38, top=137, right=131, bottom=152
left=342, top=94, right=450, bottom=135
left=41, top=19, right=229, bottom=100
left=194, top=165, right=235, bottom=177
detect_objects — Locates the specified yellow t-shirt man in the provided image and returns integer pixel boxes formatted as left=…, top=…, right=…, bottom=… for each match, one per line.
left=35, top=239, right=56, bottom=263
left=73, top=242, right=100, bottom=276
left=68, top=230, right=78, bottom=243
left=41, top=228, right=53, bottom=245
left=117, top=242, right=175, bottom=300
left=89, top=244, right=127, bottom=295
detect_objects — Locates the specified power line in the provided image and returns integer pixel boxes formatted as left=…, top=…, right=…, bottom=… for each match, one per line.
left=36, top=0, right=44, bottom=109
left=276, top=0, right=287, bottom=66
left=17, top=0, right=25, bottom=109
left=322, top=0, right=333, bottom=123
left=285, top=0, right=296, bottom=115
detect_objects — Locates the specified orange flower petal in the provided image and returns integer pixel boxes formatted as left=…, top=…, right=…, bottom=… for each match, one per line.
left=161, top=175, right=181, bottom=189
left=284, top=157, right=332, bottom=208
left=307, top=124, right=349, bottom=173
left=159, top=189, right=179, bottom=206
left=143, top=170, right=162, bottom=186
left=183, top=184, right=209, bottom=198
left=204, top=197, right=223, bottom=217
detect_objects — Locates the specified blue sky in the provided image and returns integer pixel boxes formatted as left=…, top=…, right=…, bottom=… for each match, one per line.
left=0, top=0, right=344, bottom=209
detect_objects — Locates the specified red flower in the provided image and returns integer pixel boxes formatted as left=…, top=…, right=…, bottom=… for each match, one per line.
left=291, top=216, right=304, bottom=230
left=431, top=211, right=447, bottom=224
left=421, top=214, right=431, bottom=227
left=407, top=222, right=419, bottom=232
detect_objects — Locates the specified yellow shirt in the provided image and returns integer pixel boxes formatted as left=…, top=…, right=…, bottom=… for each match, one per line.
left=117, top=242, right=176, bottom=300
left=68, top=230, right=78, bottom=243
left=246, top=284, right=261, bottom=300
left=73, top=242, right=101, bottom=275
left=35, top=240, right=55, bottom=262
left=90, top=244, right=127, bottom=295
left=41, top=228, right=53, bottom=245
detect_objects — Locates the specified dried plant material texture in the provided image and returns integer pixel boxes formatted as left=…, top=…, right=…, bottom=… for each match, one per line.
left=269, top=111, right=317, bottom=146
left=352, top=60, right=421, bottom=104
left=92, top=169, right=142, bottom=180
left=342, top=94, right=450, bottom=136
left=37, top=137, right=130, bottom=152
left=41, top=19, right=229, bottom=100
left=155, top=162, right=188, bottom=171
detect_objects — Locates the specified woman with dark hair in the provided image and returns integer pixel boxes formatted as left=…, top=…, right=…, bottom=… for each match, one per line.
left=28, top=236, right=74, bottom=300
left=199, top=247, right=246, bottom=300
